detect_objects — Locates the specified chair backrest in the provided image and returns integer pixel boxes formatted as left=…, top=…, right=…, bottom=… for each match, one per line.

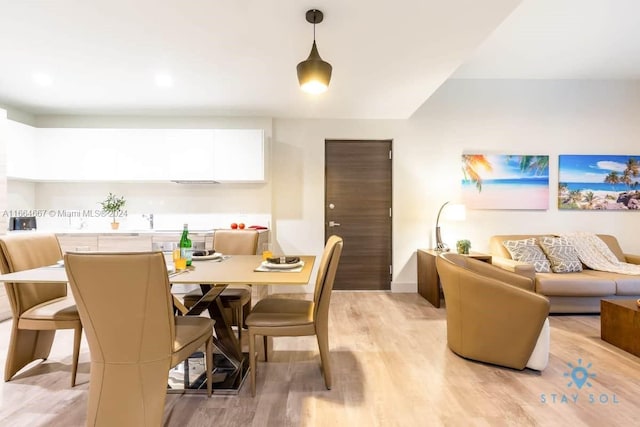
left=213, top=230, right=259, bottom=255
left=64, top=252, right=175, bottom=364
left=0, top=233, right=66, bottom=316
left=312, top=235, right=344, bottom=323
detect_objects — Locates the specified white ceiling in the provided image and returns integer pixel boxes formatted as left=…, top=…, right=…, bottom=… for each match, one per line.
left=453, top=0, right=640, bottom=79
left=0, top=1, right=637, bottom=120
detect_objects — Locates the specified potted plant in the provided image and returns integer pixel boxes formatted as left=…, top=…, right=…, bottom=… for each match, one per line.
left=456, top=239, right=471, bottom=255
left=100, top=192, right=126, bottom=230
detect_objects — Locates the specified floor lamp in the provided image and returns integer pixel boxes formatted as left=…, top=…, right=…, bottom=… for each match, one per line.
left=434, top=202, right=466, bottom=251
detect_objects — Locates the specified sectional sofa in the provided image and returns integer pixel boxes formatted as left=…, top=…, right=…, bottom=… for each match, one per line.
left=489, top=234, right=640, bottom=313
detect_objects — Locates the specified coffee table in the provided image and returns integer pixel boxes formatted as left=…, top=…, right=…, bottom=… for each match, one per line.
left=600, top=299, right=640, bottom=357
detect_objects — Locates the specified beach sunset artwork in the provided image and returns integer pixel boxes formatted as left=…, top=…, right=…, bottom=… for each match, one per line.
left=558, top=155, right=640, bottom=210
left=461, top=154, right=549, bottom=210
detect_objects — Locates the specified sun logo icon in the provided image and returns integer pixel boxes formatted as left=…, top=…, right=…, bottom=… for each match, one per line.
left=564, top=359, right=596, bottom=389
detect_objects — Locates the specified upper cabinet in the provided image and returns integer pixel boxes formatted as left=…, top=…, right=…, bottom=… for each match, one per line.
left=6, top=122, right=265, bottom=182
left=211, top=129, right=264, bottom=182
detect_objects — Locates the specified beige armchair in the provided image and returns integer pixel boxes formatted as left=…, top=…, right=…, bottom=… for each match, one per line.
left=64, top=251, right=214, bottom=426
left=246, top=235, right=343, bottom=396
left=436, top=252, right=550, bottom=370
left=0, top=233, right=82, bottom=387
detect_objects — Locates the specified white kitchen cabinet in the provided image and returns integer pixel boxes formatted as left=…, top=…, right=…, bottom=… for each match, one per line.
left=211, top=129, right=265, bottom=182
left=6, top=122, right=265, bottom=182
left=98, top=234, right=153, bottom=252
left=6, top=120, right=37, bottom=179
left=56, top=234, right=100, bottom=253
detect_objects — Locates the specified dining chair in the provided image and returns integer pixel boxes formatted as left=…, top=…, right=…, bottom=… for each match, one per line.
left=246, top=235, right=343, bottom=396
left=0, top=233, right=82, bottom=387
left=64, top=251, right=214, bottom=426
left=184, top=229, right=259, bottom=342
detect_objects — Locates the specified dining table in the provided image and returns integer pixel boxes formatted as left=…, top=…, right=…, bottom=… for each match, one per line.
left=0, top=253, right=316, bottom=395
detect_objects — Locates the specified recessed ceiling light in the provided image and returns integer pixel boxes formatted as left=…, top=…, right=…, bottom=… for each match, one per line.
left=33, top=73, right=53, bottom=86
left=155, top=73, right=173, bottom=87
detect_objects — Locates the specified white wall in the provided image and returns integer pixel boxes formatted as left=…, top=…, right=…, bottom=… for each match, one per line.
left=4, top=79, right=640, bottom=294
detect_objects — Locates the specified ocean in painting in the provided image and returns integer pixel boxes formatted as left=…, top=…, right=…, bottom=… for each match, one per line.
left=462, top=177, right=549, bottom=210
left=562, top=182, right=636, bottom=192
left=462, top=177, right=549, bottom=188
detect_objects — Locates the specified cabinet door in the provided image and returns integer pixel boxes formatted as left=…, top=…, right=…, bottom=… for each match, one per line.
left=8, top=125, right=264, bottom=182
left=6, top=120, right=38, bottom=179
left=56, top=235, right=99, bottom=253
left=211, top=129, right=264, bottom=182
left=98, top=235, right=153, bottom=252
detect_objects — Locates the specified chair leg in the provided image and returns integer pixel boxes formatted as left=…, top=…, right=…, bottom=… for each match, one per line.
left=316, top=329, right=332, bottom=390
left=249, top=330, right=257, bottom=397
left=263, top=336, right=268, bottom=362
left=71, top=324, right=82, bottom=387
left=235, top=306, right=243, bottom=344
left=206, top=335, right=213, bottom=397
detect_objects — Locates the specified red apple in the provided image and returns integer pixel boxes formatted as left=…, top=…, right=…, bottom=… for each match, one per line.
left=230, top=223, right=238, bottom=229
left=238, top=223, right=245, bottom=229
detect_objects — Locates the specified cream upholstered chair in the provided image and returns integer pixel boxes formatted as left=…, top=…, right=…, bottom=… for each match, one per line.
left=436, top=252, right=550, bottom=370
left=184, top=229, right=258, bottom=341
left=64, top=251, right=214, bottom=426
left=246, top=235, right=343, bottom=396
left=0, top=233, right=82, bottom=387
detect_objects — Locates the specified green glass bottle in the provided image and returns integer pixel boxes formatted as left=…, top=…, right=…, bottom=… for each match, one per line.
left=179, top=223, right=193, bottom=266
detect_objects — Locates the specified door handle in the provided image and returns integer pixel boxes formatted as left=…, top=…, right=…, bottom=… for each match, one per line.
left=329, top=221, right=341, bottom=227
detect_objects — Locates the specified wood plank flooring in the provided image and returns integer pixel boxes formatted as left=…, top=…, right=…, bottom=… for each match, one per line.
left=0, top=292, right=638, bottom=426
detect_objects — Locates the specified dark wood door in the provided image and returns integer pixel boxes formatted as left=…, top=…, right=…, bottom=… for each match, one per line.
left=325, top=140, right=392, bottom=290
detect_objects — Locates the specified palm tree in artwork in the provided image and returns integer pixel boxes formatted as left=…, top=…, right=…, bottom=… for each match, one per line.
left=625, top=157, right=639, bottom=177
left=583, top=191, right=596, bottom=208
left=511, top=155, right=549, bottom=176
left=461, top=155, right=493, bottom=192
left=604, top=171, right=620, bottom=190
left=624, top=157, right=639, bottom=190
left=622, top=169, right=633, bottom=189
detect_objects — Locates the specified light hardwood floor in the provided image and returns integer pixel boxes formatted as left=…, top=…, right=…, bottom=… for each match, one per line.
left=0, top=292, right=638, bottom=426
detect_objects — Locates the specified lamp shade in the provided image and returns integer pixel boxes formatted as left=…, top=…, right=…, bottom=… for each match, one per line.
left=297, top=41, right=332, bottom=94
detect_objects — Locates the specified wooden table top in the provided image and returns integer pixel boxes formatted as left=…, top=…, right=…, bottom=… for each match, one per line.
left=0, top=254, right=316, bottom=286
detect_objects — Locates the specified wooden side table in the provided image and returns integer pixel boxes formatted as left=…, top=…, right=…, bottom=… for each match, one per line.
left=417, top=249, right=492, bottom=308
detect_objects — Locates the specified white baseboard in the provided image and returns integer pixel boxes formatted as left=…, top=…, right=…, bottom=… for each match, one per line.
left=391, top=281, right=417, bottom=293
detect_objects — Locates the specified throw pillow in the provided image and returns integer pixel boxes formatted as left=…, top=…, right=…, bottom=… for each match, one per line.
left=502, top=238, right=551, bottom=273
left=538, top=236, right=583, bottom=273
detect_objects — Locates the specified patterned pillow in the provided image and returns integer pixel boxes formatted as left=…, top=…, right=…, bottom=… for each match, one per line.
left=502, top=238, right=551, bottom=273
left=538, top=236, right=583, bottom=273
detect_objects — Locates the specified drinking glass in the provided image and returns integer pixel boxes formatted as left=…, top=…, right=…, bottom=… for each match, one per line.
left=261, top=243, right=273, bottom=260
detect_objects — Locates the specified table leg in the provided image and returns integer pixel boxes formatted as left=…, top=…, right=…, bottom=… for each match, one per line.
left=169, top=284, right=248, bottom=394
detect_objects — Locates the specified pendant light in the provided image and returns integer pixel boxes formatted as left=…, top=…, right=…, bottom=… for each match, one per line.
left=297, top=9, right=332, bottom=94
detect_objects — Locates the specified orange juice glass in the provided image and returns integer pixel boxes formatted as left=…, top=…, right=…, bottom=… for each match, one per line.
left=262, top=243, right=273, bottom=260
left=174, top=257, right=187, bottom=270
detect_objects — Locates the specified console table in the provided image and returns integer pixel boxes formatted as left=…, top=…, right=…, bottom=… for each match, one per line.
left=417, top=249, right=492, bottom=308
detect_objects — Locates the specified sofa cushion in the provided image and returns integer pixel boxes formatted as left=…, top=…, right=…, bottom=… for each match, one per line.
left=535, top=271, right=616, bottom=296
left=538, top=236, right=582, bottom=273
left=579, top=270, right=640, bottom=295
left=503, top=238, right=551, bottom=273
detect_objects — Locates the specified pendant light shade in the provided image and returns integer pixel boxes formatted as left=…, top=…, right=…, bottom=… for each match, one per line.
left=297, top=9, right=332, bottom=94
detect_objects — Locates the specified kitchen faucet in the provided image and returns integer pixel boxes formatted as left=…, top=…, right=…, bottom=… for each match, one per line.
left=142, top=213, right=154, bottom=229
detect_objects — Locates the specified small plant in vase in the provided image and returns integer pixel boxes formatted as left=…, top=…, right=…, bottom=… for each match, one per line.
left=456, top=239, right=471, bottom=255
left=100, top=192, right=126, bottom=230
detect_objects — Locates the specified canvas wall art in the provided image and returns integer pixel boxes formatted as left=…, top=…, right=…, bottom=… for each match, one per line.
left=558, top=155, right=640, bottom=210
left=461, top=154, right=549, bottom=210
